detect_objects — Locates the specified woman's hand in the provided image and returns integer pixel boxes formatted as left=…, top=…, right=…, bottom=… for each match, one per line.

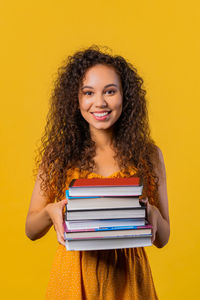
left=45, top=199, right=68, bottom=246
left=139, top=197, right=159, bottom=243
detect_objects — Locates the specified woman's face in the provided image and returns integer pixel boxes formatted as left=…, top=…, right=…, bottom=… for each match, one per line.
left=78, top=64, right=123, bottom=132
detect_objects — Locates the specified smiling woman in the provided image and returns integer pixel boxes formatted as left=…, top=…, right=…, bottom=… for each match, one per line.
left=78, top=64, right=123, bottom=131
left=26, top=45, right=169, bottom=299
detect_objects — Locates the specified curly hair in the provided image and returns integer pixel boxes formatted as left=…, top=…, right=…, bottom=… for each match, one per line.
left=34, top=45, right=160, bottom=206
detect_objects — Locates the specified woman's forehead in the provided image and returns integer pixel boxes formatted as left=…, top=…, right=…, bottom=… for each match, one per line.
left=81, top=64, right=121, bottom=88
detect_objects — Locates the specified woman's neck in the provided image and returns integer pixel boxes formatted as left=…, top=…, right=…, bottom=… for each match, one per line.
left=89, top=126, right=120, bottom=177
left=90, top=127, right=114, bottom=151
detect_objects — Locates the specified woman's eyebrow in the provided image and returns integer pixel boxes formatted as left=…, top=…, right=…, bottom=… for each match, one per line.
left=81, top=84, right=118, bottom=90
left=104, top=84, right=118, bottom=88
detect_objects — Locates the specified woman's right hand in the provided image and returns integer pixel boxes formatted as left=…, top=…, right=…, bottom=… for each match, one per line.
left=45, top=199, right=68, bottom=246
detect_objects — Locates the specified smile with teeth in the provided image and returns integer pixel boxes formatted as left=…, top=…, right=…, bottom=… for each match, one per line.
left=91, top=111, right=112, bottom=121
left=92, top=111, right=111, bottom=117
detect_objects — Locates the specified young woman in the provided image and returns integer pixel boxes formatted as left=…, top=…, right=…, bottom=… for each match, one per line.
left=26, top=46, right=170, bottom=299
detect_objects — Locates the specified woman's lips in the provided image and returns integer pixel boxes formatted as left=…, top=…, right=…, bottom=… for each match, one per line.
left=91, top=111, right=111, bottom=121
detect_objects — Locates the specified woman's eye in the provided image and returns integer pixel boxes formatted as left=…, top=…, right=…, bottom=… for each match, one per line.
left=105, top=90, right=116, bottom=95
left=84, top=91, right=93, bottom=96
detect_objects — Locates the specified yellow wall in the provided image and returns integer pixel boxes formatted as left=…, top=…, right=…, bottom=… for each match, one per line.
left=1, top=0, right=200, bottom=298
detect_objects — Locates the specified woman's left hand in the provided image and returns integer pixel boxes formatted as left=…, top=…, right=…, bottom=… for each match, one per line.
left=139, top=197, right=159, bottom=243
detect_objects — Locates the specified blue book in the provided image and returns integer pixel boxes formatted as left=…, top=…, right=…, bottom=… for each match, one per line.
left=65, top=189, right=141, bottom=211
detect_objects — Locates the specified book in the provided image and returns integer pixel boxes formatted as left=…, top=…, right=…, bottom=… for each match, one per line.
left=64, top=177, right=150, bottom=251
left=65, top=207, right=146, bottom=221
left=69, top=177, right=143, bottom=197
left=64, top=225, right=152, bottom=239
left=65, top=218, right=146, bottom=231
left=66, top=190, right=141, bottom=211
left=65, top=236, right=152, bottom=251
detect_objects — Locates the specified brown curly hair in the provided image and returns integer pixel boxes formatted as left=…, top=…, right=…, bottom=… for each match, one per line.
left=34, top=45, right=160, bottom=206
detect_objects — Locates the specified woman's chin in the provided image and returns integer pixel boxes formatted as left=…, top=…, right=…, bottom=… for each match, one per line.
left=89, top=122, right=114, bottom=131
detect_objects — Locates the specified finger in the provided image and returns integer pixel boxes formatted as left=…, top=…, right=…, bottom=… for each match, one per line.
left=53, top=214, right=65, bottom=233
left=139, top=198, right=147, bottom=208
left=56, top=231, right=66, bottom=246
left=140, top=197, right=150, bottom=218
left=60, top=199, right=68, bottom=215
left=146, top=200, right=150, bottom=217
left=139, top=197, right=148, bottom=205
left=139, top=196, right=148, bottom=203
left=151, top=228, right=156, bottom=243
left=150, top=217, right=157, bottom=243
left=151, top=227, right=155, bottom=243
left=55, top=199, right=67, bottom=220
left=59, top=199, right=68, bottom=208
left=54, top=223, right=66, bottom=246
left=55, top=217, right=65, bottom=233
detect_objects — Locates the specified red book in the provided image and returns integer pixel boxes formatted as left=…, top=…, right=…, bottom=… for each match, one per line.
left=70, top=177, right=140, bottom=187
left=69, top=177, right=143, bottom=197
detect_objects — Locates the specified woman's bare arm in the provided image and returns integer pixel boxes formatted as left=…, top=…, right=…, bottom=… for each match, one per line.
left=153, top=146, right=170, bottom=247
left=25, top=174, right=67, bottom=245
left=140, top=146, right=170, bottom=248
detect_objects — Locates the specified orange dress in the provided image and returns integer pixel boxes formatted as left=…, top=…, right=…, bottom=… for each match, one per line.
left=46, top=167, right=158, bottom=300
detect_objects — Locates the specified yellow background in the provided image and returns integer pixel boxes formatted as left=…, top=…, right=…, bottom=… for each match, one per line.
left=1, top=0, right=200, bottom=298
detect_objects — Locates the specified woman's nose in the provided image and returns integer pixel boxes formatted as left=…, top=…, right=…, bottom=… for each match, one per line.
left=95, top=93, right=107, bottom=107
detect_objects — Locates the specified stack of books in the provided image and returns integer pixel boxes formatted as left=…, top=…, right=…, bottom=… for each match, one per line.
left=64, top=177, right=152, bottom=251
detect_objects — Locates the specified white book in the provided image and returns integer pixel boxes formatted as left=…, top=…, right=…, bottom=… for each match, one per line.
left=66, top=208, right=146, bottom=221
left=65, top=236, right=152, bottom=251
left=67, top=196, right=140, bottom=211
left=69, top=186, right=143, bottom=197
